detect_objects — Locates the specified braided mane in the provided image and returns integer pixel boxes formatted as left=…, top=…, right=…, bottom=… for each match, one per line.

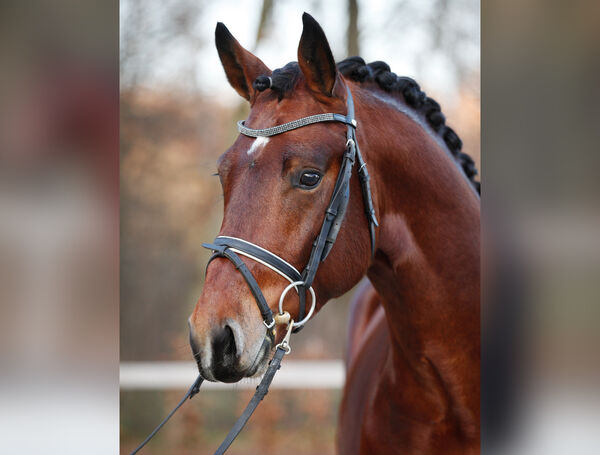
left=252, top=58, right=480, bottom=194
left=337, top=57, right=479, bottom=194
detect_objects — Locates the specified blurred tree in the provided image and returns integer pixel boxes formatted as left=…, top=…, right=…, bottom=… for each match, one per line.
left=254, top=0, right=274, bottom=50
left=387, top=0, right=479, bottom=95
left=120, top=0, right=204, bottom=93
left=347, top=0, right=360, bottom=56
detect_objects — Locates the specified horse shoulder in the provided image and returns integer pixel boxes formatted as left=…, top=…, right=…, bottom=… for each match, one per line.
left=344, top=277, right=383, bottom=367
left=338, top=289, right=388, bottom=454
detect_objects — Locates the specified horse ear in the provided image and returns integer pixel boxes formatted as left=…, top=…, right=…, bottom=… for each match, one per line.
left=215, top=22, right=271, bottom=101
left=297, top=12, right=338, bottom=98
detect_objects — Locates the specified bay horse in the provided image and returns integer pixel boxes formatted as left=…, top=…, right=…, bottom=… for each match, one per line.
left=189, top=13, right=480, bottom=454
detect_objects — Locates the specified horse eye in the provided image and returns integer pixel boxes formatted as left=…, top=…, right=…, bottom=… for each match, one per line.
left=299, top=171, right=321, bottom=188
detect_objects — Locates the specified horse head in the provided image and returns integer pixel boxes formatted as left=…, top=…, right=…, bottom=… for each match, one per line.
left=189, top=14, right=374, bottom=382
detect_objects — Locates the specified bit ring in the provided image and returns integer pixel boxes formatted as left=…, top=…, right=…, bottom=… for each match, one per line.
left=278, top=281, right=316, bottom=328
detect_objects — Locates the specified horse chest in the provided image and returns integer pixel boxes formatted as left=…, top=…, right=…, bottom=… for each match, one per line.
left=338, top=306, right=479, bottom=455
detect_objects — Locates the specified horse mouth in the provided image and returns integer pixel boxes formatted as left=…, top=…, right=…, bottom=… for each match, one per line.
left=190, top=331, right=273, bottom=383
left=246, top=335, right=273, bottom=377
left=211, top=338, right=272, bottom=383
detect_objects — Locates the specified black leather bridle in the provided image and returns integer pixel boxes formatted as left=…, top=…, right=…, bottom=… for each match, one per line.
left=130, top=86, right=377, bottom=455
left=202, top=86, right=378, bottom=333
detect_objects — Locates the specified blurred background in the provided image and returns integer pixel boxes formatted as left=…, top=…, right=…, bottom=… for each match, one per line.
left=1, top=0, right=599, bottom=454
left=0, top=1, right=119, bottom=453
left=119, top=0, right=479, bottom=454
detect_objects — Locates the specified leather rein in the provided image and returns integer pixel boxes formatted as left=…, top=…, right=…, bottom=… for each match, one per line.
left=130, top=86, right=378, bottom=454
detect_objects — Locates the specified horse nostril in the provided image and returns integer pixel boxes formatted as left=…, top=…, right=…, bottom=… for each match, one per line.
left=212, top=324, right=237, bottom=360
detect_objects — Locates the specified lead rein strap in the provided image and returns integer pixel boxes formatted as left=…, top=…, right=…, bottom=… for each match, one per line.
left=129, top=375, right=204, bottom=455
left=213, top=345, right=287, bottom=455
left=129, top=341, right=287, bottom=455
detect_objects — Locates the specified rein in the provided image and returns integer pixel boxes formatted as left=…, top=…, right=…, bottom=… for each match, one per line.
left=130, top=86, right=377, bottom=454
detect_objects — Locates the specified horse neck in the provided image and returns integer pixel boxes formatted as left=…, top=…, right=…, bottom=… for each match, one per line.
left=356, top=86, right=480, bottom=430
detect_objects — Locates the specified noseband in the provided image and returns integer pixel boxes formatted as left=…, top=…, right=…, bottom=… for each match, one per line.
left=131, top=86, right=378, bottom=455
left=202, top=86, right=378, bottom=332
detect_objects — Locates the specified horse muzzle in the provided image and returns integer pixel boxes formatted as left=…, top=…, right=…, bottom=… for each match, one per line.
left=189, top=320, right=273, bottom=383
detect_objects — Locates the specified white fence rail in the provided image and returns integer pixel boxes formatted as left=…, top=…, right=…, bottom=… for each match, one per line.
left=120, top=360, right=345, bottom=390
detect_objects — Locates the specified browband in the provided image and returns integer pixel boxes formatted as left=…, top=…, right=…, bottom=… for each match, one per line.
left=237, top=113, right=356, bottom=137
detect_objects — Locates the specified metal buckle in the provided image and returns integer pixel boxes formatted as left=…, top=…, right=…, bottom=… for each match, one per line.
left=275, top=321, right=294, bottom=355
left=263, top=319, right=275, bottom=329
